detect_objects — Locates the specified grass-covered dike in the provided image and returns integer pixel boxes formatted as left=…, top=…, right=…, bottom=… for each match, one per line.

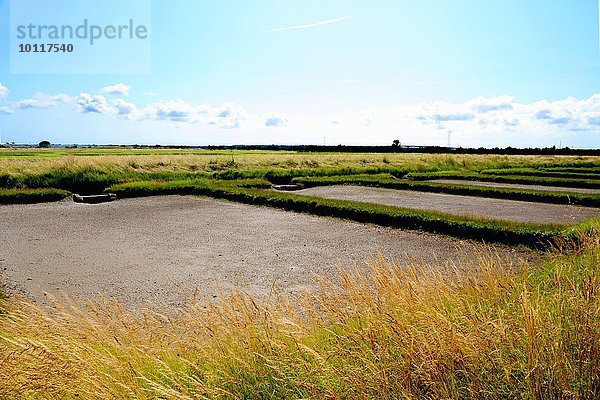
left=408, top=171, right=600, bottom=189
left=0, top=188, right=70, bottom=205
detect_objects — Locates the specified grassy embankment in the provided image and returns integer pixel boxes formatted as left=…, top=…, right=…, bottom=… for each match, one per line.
left=408, top=171, right=600, bottom=189
left=479, top=168, right=600, bottom=180
left=0, top=188, right=70, bottom=205
left=0, top=228, right=598, bottom=398
left=544, top=167, right=600, bottom=173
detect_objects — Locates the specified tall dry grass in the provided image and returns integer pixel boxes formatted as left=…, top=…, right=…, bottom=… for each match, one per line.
left=0, top=237, right=598, bottom=399
left=1, top=149, right=597, bottom=176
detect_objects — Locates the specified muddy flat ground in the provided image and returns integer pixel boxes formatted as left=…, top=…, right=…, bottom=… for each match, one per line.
left=430, top=179, right=600, bottom=194
left=296, top=186, right=599, bottom=225
left=1, top=196, right=533, bottom=308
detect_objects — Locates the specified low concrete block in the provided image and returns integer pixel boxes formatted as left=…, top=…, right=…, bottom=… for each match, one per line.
left=73, top=193, right=117, bottom=204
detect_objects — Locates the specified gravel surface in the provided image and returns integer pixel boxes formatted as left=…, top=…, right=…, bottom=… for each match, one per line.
left=430, top=179, right=600, bottom=194
left=0, top=196, right=533, bottom=308
left=296, top=186, right=599, bottom=225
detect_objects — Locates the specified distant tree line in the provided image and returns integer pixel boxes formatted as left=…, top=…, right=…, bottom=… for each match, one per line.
left=202, top=144, right=600, bottom=156
left=5, top=142, right=600, bottom=156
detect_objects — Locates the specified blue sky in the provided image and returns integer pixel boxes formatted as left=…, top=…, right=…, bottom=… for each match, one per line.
left=0, top=0, right=599, bottom=147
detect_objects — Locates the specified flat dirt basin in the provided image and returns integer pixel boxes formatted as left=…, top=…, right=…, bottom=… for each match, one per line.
left=296, top=186, right=599, bottom=225
left=430, top=179, right=600, bottom=194
left=1, top=196, right=533, bottom=308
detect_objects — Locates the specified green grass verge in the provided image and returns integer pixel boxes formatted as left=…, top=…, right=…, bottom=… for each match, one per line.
left=105, top=178, right=270, bottom=196
left=543, top=166, right=600, bottom=174
left=0, top=169, right=213, bottom=194
left=211, top=166, right=408, bottom=183
left=292, top=174, right=600, bottom=208
left=408, top=171, right=600, bottom=189
left=107, top=179, right=569, bottom=249
left=0, top=166, right=407, bottom=193
left=0, top=188, right=71, bottom=205
left=480, top=168, right=600, bottom=180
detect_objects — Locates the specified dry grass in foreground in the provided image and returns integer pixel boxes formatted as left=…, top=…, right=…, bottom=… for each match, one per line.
left=0, top=238, right=598, bottom=399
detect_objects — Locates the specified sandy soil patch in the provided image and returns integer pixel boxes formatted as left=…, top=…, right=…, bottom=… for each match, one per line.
left=0, top=196, right=533, bottom=308
left=430, top=179, right=600, bottom=195
left=296, top=185, right=598, bottom=225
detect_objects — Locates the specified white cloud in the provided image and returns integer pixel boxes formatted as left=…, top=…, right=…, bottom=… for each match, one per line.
left=77, top=96, right=253, bottom=129
left=382, top=94, right=600, bottom=134
left=268, top=16, right=351, bottom=33
left=20, top=89, right=600, bottom=147
left=264, top=113, right=288, bottom=127
left=313, top=94, right=600, bottom=146
left=76, top=93, right=112, bottom=114
left=212, top=102, right=249, bottom=128
left=113, top=99, right=140, bottom=118
left=587, top=115, right=600, bottom=126
left=101, top=83, right=130, bottom=96
left=467, top=95, right=514, bottom=113
left=415, top=101, right=474, bottom=122
left=18, top=93, right=71, bottom=109
left=0, top=92, right=71, bottom=114
left=435, top=112, right=474, bottom=122
left=144, top=99, right=197, bottom=122
left=0, top=83, right=8, bottom=99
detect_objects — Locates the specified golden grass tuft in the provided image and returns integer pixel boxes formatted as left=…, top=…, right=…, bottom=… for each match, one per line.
left=0, top=238, right=598, bottom=399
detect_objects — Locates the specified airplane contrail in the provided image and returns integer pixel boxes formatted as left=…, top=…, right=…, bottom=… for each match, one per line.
left=268, top=16, right=351, bottom=33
